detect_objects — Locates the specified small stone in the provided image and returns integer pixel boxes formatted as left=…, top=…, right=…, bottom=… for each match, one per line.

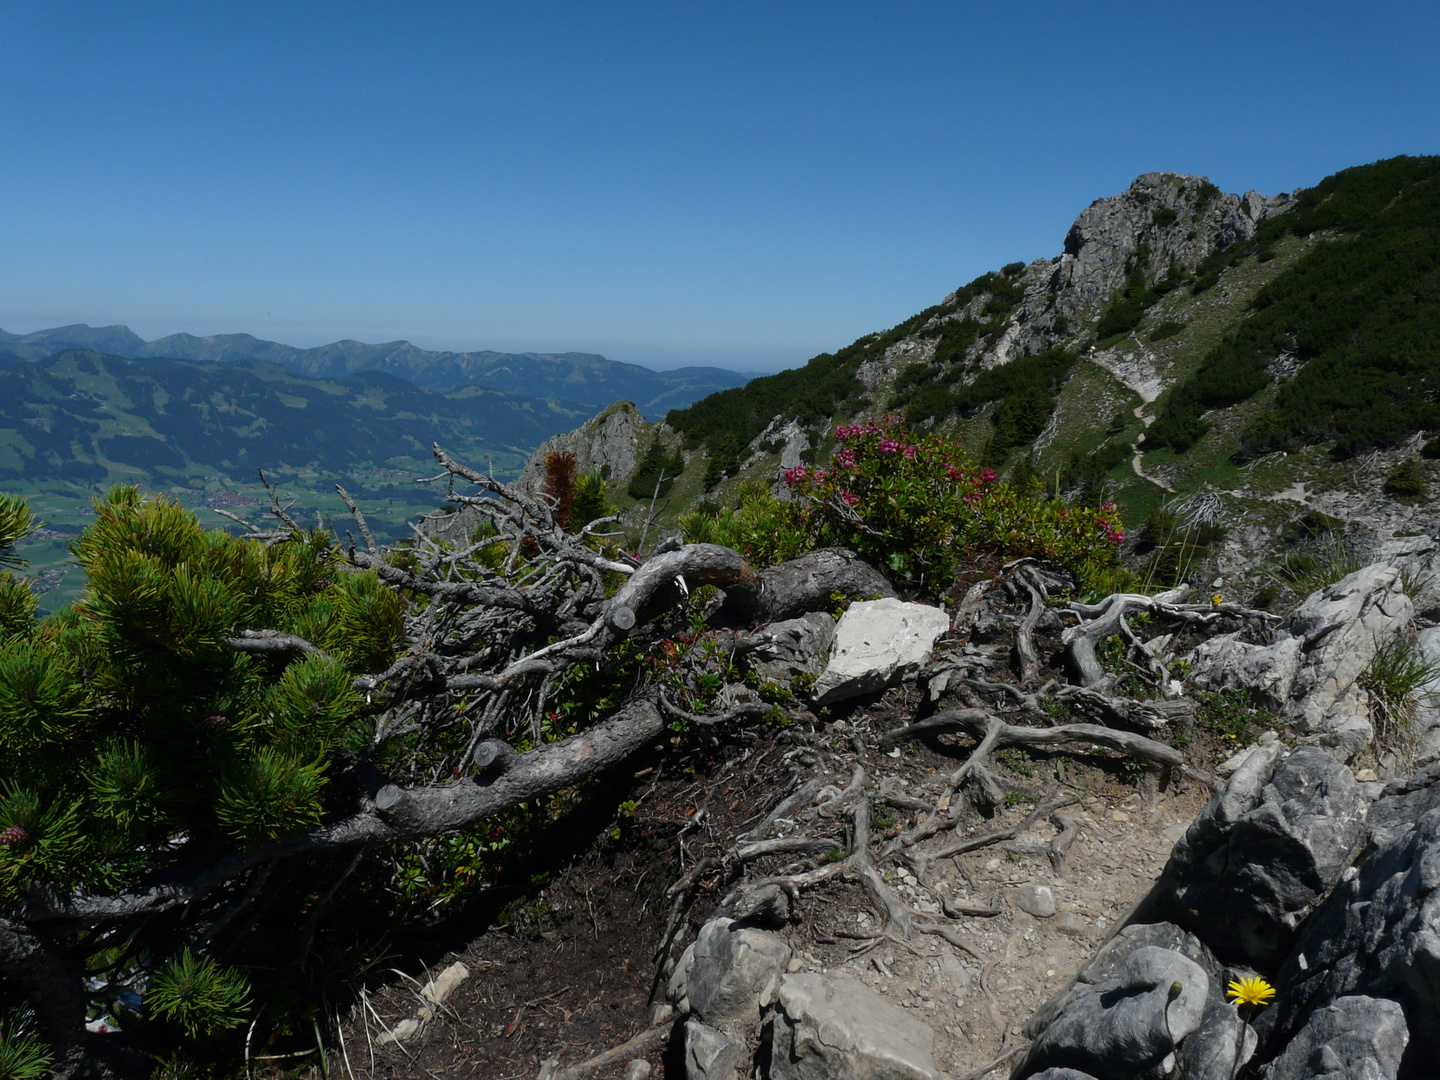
left=378, top=1017, right=419, bottom=1045
left=984, top=858, right=1001, bottom=871
left=1109, top=810, right=1131, bottom=823
left=1355, top=767, right=1379, bottom=782
left=621, top=1061, right=652, bottom=1080
left=648, top=1002, right=673, bottom=1026
left=685, top=1020, right=744, bottom=1080
left=787, top=956, right=804, bottom=973
left=1053, top=911, right=1090, bottom=937
left=421, top=961, right=469, bottom=1006
left=1016, top=884, right=1058, bottom=918
left=1218, top=744, right=1260, bottom=776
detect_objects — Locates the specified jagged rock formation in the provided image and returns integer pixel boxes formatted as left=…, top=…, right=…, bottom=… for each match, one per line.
left=1047, top=174, right=1289, bottom=322
left=517, top=400, right=655, bottom=495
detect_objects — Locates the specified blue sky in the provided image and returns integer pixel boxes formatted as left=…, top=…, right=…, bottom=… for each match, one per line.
left=2, top=2, right=1437, bottom=373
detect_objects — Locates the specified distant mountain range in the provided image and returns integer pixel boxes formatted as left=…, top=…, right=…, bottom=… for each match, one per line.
left=0, top=348, right=593, bottom=492
left=0, top=324, right=753, bottom=419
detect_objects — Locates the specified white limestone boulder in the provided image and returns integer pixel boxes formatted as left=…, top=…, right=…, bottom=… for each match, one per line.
left=769, top=972, right=939, bottom=1080
left=811, top=599, right=951, bottom=706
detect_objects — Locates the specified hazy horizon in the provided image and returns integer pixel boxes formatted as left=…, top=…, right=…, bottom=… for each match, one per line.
left=0, top=317, right=796, bottom=375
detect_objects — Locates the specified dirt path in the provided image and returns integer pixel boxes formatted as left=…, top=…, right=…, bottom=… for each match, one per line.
left=325, top=695, right=1217, bottom=1080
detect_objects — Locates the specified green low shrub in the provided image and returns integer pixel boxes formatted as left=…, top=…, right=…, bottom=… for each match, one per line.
left=782, top=416, right=1124, bottom=590
left=1383, top=457, right=1428, bottom=499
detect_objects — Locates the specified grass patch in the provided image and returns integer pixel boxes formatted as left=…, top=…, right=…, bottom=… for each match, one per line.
left=1360, top=634, right=1440, bottom=757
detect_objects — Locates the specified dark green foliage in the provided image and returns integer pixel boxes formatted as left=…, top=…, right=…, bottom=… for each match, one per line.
left=1152, top=207, right=1179, bottom=227
left=1149, top=156, right=1440, bottom=459
left=669, top=324, right=899, bottom=487
left=1195, top=180, right=1222, bottom=210
left=1288, top=509, right=1344, bottom=543
left=1002, top=261, right=1027, bottom=276
left=569, top=471, right=612, bottom=529
left=146, top=950, right=252, bottom=1039
left=898, top=345, right=1076, bottom=452
left=0, top=1009, right=52, bottom=1079
left=971, top=349, right=1077, bottom=465
left=627, top=437, right=686, bottom=500
left=1052, top=315, right=1069, bottom=336
left=1148, top=320, right=1186, bottom=343
left=0, top=489, right=401, bottom=892
left=1422, top=435, right=1440, bottom=459
left=1094, top=260, right=1164, bottom=340
left=1063, top=440, right=1130, bottom=505
left=671, top=271, right=1034, bottom=486
left=904, top=382, right=962, bottom=425
left=0, top=488, right=414, bottom=1060
left=1196, top=688, right=1268, bottom=746
left=1384, top=457, right=1428, bottom=499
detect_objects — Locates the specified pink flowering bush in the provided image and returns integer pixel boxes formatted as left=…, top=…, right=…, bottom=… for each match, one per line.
left=782, top=416, right=1125, bottom=589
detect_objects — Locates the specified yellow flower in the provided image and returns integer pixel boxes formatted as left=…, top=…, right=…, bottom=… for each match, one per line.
left=1212, top=593, right=1224, bottom=604
left=1226, top=977, right=1275, bottom=1007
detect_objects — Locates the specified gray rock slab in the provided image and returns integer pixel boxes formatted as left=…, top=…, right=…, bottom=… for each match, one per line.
left=1264, top=995, right=1408, bottom=1080
left=1364, top=762, right=1440, bottom=850
left=1145, top=745, right=1366, bottom=964
left=1025, top=922, right=1245, bottom=1080
left=1016, top=946, right=1208, bottom=1080
left=1189, top=563, right=1412, bottom=735
left=744, top=612, right=836, bottom=684
left=685, top=1020, right=744, bottom=1080
left=675, top=918, right=791, bottom=1025
left=1316, top=713, right=1374, bottom=763
left=1257, top=806, right=1440, bottom=1071
left=812, top=599, right=951, bottom=706
left=769, top=972, right=938, bottom=1080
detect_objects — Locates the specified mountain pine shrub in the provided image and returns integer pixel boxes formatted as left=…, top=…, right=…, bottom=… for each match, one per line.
left=1383, top=457, right=1428, bottom=500
left=0, top=487, right=403, bottom=1053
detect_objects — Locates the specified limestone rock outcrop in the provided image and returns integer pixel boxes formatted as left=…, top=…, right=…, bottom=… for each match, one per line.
left=668, top=918, right=791, bottom=1024
left=811, top=599, right=951, bottom=706
left=1258, top=783, right=1440, bottom=1069
left=1263, top=995, right=1408, bottom=1080
left=1187, top=563, right=1412, bottom=736
left=518, top=400, right=655, bottom=495
left=1142, top=744, right=1366, bottom=964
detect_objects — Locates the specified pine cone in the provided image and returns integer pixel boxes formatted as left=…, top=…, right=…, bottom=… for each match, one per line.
left=0, top=824, right=30, bottom=848
left=205, top=714, right=231, bottom=734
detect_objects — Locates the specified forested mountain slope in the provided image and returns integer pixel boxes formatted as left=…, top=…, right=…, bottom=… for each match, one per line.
left=529, top=157, right=1440, bottom=600
left=0, top=349, right=590, bottom=490
left=0, top=326, right=750, bottom=419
